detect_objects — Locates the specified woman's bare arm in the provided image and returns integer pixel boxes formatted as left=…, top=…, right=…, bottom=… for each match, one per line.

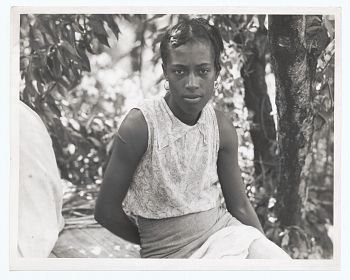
left=94, top=109, right=148, bottom=244
left=215, top=110, right=264, bottom=233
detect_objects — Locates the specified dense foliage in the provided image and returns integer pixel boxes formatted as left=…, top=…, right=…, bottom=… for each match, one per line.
left=19, top=14, right=334, bottom=259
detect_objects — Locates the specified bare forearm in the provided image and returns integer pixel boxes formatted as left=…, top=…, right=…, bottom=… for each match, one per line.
left=94, top=207, right=141, bottom=244
left=227, top=200, right=264, bottom=234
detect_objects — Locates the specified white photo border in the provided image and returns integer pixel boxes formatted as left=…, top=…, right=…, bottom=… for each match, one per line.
left=9, top=5, right=342, bottom=271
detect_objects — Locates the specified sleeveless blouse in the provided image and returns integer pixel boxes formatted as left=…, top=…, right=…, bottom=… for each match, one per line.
left=122, top=96, right=221, bottom=219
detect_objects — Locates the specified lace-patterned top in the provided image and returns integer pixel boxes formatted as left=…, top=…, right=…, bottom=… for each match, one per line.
left=122, top=96, right=221, bottom=219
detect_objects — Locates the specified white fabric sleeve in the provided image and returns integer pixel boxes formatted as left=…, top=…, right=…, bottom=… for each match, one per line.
left=18, top=101, right=65, bottom=257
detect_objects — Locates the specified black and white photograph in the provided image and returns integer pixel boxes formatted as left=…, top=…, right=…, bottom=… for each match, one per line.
left=8, top=5, right=342, bottom=271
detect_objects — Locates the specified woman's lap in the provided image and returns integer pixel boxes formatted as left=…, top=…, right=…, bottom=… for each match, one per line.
left=137, top=205, right=290, bottom=259
left=137, top=205, right=233, bottom=258
left=247, top=237, right=291, bottom=259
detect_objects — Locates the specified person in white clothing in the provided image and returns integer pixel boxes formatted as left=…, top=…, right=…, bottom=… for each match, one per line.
left=18, top=101, right=64, bottom=257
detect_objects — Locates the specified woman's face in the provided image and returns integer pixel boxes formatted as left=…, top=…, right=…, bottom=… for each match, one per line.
left=163, top=39, right=218, bottom=124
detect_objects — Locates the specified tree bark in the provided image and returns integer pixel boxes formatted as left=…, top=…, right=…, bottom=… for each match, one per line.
left=241, top=28, right=278, bottom=225
left=268, top=15, right=316, bottom=227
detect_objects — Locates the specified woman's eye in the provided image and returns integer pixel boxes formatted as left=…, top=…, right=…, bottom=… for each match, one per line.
left=174, top=69, right=185, bottom=75
left=199, top=68, right=209, bottom=75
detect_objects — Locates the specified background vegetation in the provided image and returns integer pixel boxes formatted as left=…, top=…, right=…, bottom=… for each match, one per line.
left=19, top=14, right=335, bottom=259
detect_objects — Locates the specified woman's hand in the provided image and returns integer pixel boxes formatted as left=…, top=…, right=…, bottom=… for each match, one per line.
left=94, top=109, right=148, bottom=244
left=215, top=110, right=264, bottom=234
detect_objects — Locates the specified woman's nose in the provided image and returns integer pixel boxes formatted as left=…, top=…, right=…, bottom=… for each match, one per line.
left=185, top=72, right=199, bottom=91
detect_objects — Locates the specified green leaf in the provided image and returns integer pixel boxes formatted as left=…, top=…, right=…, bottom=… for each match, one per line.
left=56, top=46, right=70, bottom=68
left=52, top=117, right=67, bottom=144
left=85, top=42, right=96, bottom=54
left=37, top=80, right=44, bottom=94
left=120, top=14, right=133, bottom=22
left=103, top=15, right=121, bottom=40
left=89, top=16, right=108, bottom=37
left=26, top=80, right=40, bottom=97
left=281, top=233, right=290, bottom=247
left=42, top=31, right=55, bottom=45
left=52, top=52, right=62, bottom=78
left=87, top=136, right=102, bottom=148
left=60, top=40, right=81, bottom=61
left=56, top=82, right=67, bottom=97
left=62, top=67, right=73, bottom=83
left=46, top=56, right=57, bottom=79
left=29, top=24, right=40, bottom=50
left=94, top=33, right=110, bottom=48
left=41, top=64, right=54, bottom=82
left=27, top=58, right=36, bottom=82
left=106, top=137, right=115, bottom=154
left=69, top=119, right=81, bottom=131
left=33, top=68, right=44, bottom=85
left=42, top=81, right=56, bottom=97
left=57, top=76, right=70, bottom=88
left=46, top=93, right=62, bottom=117
left=72, top=21, right=84, bottom=33
left=71, top=63, right=82, bottom=81
left=20, top=56, right=30, bottom=71
left=61, top=25, right=75, bottom=47
left=29, top=23, right=46, bottom=50
left=146, top=14, right=166, bottom=22
left=76, top=44, right=91, bottom=71
left=37, top=15, right=59, bottom=44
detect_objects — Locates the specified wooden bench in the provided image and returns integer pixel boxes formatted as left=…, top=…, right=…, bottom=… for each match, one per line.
left=50, top=226, right=141, bottom=258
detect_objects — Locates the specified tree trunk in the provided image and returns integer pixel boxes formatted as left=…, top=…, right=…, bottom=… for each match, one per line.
left=268, top=15, right=316, bottom=227
left=241, top=28, right=278, bottom=225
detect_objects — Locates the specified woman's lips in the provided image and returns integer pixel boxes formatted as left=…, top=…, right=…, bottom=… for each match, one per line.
left=183, top=95, right=202, bottom=104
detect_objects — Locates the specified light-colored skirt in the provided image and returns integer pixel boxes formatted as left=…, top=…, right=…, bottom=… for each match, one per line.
left=136, top=205, right=264, bottom=258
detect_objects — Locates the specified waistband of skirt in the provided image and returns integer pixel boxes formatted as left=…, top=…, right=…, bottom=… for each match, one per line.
left=137, top=205, right=237, bottom=258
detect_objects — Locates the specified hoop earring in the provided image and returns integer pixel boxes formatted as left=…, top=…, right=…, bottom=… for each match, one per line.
left=214, top=81, right=219, bottom=90
left=164, top=80, right=170, bottom=91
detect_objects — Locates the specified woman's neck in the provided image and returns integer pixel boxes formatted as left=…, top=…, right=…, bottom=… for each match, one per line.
left=164, top=93, right=201, bottom=126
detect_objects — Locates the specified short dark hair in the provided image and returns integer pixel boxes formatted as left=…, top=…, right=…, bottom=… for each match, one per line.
left=160, top=17, right=224, bottom=74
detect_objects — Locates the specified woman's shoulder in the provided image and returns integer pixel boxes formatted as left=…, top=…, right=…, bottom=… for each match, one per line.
left=214, top=109, right=239, bottom=151
left=132, top=96, right=164, bottom=120
left=214, top=109, right=234, bottom=131
left=118, top=108, right=148, bottom=153
left=120, top=95, right=163, bottom=132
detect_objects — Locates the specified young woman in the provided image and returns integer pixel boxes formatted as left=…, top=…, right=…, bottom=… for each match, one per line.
left=94, top=17, right=291, bottom=259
